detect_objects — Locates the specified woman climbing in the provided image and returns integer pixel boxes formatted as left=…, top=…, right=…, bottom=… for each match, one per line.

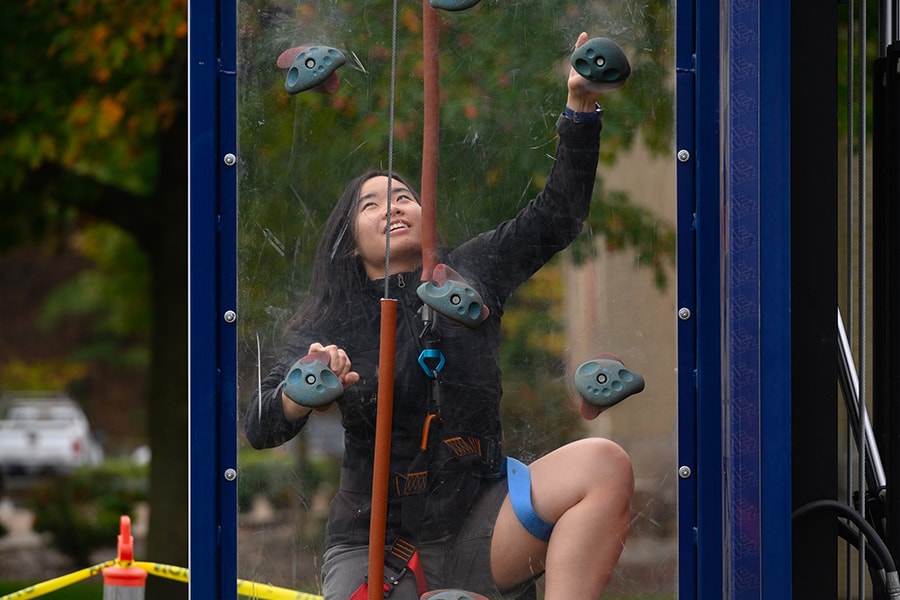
left=245, top=31, right=634, bottom=600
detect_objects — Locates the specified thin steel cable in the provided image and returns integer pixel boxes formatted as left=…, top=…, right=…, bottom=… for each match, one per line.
left=856, top=1, right=868, bottom=595
left=368, top=2, right=402, bottom=596
left=857, top=0, right=868, bottom=515
left=847, top=0, right=855, bottom=342
left=382, top=0, right=400, bottom=297
left=845, top=4, right=856, bottom=597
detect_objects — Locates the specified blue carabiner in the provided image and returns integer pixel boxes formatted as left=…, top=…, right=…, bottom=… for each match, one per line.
left=418, top=348, right=446, bottom=378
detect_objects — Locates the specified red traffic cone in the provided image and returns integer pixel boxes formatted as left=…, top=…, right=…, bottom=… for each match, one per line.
left=102, top=516, right=147, bottom=599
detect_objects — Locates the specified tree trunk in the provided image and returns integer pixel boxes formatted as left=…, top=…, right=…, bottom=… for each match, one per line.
left=144, top=102, right=189, bottom=600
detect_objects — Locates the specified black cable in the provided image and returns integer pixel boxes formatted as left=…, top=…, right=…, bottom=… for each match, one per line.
left=792, top=499, right=896, bottom=572
left=794, top=499, right=900, bottom=599
left=835, top=516, right=889, bottom=598
left=836, top=517, right=886, bottom=572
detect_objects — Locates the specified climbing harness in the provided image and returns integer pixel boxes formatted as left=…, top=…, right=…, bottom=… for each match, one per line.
left=347, top=538, right=429, bottom=599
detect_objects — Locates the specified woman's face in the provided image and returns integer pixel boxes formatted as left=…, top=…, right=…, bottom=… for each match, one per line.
left=353, top=175, right=423, bottom=279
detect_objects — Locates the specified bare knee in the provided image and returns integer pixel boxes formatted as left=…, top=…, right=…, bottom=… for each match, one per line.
left=530, top=438, right=634, bottom=515
left=572, top=437, right=634, bottom=499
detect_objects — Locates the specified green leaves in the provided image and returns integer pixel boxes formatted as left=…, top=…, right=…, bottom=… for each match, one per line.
left=40, top=223, right=151, bottom=366
left=0, top=0, right=187, bottom=201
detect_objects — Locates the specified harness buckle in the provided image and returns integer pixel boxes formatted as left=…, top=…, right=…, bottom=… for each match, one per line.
left=417, top=348, right=445, bottom=377
left=382, top=564, right=407, bottom=596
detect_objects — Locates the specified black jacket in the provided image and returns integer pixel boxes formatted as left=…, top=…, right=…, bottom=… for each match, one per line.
left=244, top=114, right=602, bottom=546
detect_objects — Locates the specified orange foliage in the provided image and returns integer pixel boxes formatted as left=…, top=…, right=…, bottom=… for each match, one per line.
left=97, top=95, right=125, bottom=137
left=400, top=7, right=422, bottom=34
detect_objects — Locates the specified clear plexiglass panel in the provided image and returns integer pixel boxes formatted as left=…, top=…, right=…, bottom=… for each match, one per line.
left=236, top=0, right=676, bottom=597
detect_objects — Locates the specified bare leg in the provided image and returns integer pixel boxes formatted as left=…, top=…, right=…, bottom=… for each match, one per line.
left=490, top=438, right=633, bottom=599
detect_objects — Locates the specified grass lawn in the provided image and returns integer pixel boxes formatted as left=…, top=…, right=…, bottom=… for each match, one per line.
left=0, top=580, right=104, bottom=599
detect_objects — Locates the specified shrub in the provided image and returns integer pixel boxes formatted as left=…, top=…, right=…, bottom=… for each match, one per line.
left=27, top=461, right=148, bottom=567
left=236, top=449, right=339, bottom=513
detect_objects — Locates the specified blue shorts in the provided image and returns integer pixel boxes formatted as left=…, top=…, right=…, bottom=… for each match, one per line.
left=321, top=476, right=538, bottom=600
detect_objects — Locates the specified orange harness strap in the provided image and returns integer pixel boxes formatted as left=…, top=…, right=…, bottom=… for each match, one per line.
left=348, top=542, right=428, bottom=599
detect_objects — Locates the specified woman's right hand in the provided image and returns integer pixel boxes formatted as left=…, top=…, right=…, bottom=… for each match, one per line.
left=281, top=342, right=359, bottom=421
left=306, top=342, right=361, bottom=388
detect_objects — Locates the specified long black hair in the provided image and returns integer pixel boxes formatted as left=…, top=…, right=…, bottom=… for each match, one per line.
left=288, top=170, right=424, bottom=331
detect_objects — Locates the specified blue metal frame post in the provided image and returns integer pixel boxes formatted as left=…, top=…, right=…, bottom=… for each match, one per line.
left=677, top=0, right=724, bottom=595
left=679, top=0, right=793, bottom=597
left=188, top=0, right=238, bottom=596
left=674, top=0, right=700, bottom=588
left=725, top=1, right=793, bottom=597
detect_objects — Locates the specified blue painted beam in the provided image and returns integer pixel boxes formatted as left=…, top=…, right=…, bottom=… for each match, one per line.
left=188, top=0, right=237, bottom=595
left=756, top=0, right=792, bottom=595
left=677, top=0, right=725, bottom=596
left=675, top=0, right=698, bottom=595
left=680, top=0, right=793, bottom=597
left=188, top=0, right=219, bottom=593
left=218, top=0, right=239, bottom=596
left=723, top=0, right=792, bottom=597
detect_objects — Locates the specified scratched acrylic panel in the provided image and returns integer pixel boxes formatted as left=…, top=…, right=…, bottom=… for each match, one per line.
left=235, top=0, right=677, bottom=596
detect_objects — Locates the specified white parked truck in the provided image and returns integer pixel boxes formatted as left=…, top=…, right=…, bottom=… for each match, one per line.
left=0, top=392, right=104, bottom=475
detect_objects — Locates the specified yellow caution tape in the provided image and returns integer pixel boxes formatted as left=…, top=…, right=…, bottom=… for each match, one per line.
left=0, top=560, right=115, bottom=600
left=134, top=562, right=323, bottom=599
left=0, top=559, right=324, bottom=600
left=235, top=579, right=324, bottom=600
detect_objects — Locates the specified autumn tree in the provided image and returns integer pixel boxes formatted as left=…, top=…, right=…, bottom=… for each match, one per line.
left=1, top=2, right=188, bottom=597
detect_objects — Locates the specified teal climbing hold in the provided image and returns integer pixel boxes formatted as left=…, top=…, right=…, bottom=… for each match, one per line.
left=429, top=0, right=481, bottom=11
left=283, top=351, right=342, bottom=408
left=416, top=264, right=489, bottom=328
left=570, top=37, right=631, bottom=90
left=284, top=46, right=346, bottom=95
left=574, top=354, right=644, bottom=409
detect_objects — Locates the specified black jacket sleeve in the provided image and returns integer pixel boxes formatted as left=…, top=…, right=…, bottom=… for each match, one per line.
left=449, top=114, right=602, bottom=305
left=243, top=327, right=315, bottom=449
